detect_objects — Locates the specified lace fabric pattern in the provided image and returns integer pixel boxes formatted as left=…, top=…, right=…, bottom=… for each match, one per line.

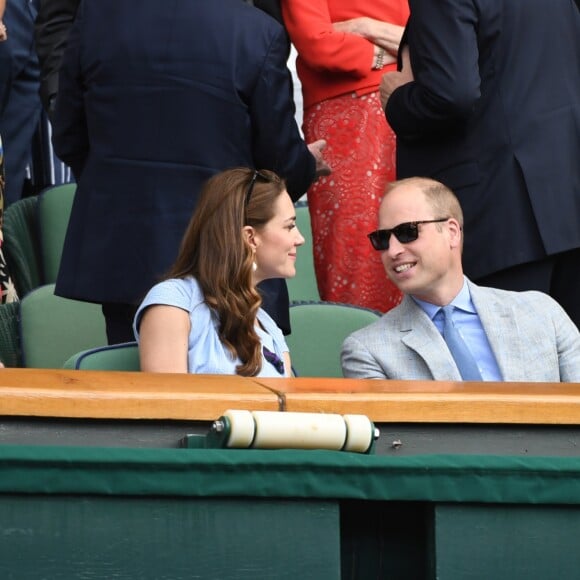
left=303, top=91, right=402, bottom=313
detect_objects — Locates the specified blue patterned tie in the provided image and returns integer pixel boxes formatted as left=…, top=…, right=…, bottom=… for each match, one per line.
left=441, top=305, right=483, bottom=381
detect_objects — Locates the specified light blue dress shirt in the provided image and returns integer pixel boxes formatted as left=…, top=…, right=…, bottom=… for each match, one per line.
left=134, top=277, right=289, bottom=377
left=413, top=277, right=503, bottom=381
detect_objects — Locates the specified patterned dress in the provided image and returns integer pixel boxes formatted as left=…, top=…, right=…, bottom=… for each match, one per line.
left=0, top=135, right=18, bottom=303
left=303, top=92, right=402, bottom=312
left=282, top=0, right=408, bottom=312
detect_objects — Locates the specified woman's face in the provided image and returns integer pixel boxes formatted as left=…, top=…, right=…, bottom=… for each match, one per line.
left=253, top=191, right=305, bottom=282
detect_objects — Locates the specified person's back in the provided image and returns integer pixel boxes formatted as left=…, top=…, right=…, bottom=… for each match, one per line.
left=384, top=0, right=580, bottom=326
left=0, top=0, right=42, bottom=205
left=59, top=0, right=310, bottom=176
left=52, top=0, right=316, bottom=339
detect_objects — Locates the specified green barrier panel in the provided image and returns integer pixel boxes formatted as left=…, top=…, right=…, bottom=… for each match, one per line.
left=435, top=504, right=580, bottom=580
left=1, top=446, right=580, bottom=504
left=0, top=495, right=340, bottom=580
left=2, top=446, right=580, bottom=579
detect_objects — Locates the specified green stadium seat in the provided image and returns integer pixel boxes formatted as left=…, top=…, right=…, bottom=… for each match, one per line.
left=286, top=301, right=381, bottom=377
left=37, top=183, right=76, bottom=283
left=20, top=284, right=107, bottom=368
left=63, top=342, right=140, bottom=371
left=287, top=202, right=320, bottom=303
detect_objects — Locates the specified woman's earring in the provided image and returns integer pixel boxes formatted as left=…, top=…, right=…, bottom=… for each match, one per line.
left=252, top=247, right=258, bottom=272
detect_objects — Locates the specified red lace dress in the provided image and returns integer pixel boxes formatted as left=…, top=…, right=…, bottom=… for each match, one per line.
left=303, top=91, right=402, bottom=312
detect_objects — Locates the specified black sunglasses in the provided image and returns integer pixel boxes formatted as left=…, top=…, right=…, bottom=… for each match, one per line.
left=245, top=170, right=270, bottom=208
left=367, top=218, right=449, bottom=251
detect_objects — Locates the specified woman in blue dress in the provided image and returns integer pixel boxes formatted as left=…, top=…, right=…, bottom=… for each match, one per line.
left=134, top=168, right=305, bottom=377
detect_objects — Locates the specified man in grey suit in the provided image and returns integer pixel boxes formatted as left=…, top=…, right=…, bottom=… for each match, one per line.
left=341, top=178, right=580, bottom=382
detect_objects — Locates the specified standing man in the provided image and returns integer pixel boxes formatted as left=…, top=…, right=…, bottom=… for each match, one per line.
left=0, top=0, right=42, bottom=205
left=380, top=0, right=580, bottom=328
left=51, top=0, right=329, bottom=344
left=341, top=178, right=580, bottom=381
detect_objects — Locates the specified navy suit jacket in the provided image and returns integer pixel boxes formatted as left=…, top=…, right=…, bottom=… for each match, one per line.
left=386, top=0, right=580, bottom=279
left=52, top=0, right=314, bottom=329
left=0, top=0, right=41, bottom=204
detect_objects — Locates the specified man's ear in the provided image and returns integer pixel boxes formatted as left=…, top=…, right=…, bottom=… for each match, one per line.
left=243, top=225, right=258, bottom=250
left=447, top=218, right=462, bottom=248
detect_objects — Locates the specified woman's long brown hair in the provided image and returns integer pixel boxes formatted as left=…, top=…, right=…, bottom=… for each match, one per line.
left=166, top=168, right=285, bottom=376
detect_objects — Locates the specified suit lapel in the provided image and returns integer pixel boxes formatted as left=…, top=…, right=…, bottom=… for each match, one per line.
left=397, top=296, right=462, bottom=380
left=468, top=281, right=524, bottom=381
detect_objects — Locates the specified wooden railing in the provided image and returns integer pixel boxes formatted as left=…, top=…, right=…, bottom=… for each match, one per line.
left=1, top=368, right=579, bottom=425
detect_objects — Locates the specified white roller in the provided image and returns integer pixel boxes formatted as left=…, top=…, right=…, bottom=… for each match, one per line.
left=250, top=411, right=347, bottom=450
left=224, top=409, right=255, bottom=448
left=343, top=414, right=374, bottom=453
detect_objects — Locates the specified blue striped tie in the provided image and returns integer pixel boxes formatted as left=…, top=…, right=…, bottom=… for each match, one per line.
left=441, top=305, right=483, bottom=381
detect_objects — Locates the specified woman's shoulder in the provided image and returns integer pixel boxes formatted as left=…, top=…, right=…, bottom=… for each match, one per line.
left=141, top=277, right=205, bottom=310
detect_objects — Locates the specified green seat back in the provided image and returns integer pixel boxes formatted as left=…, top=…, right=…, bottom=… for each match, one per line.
left=287, top=202, right=320, bottom=303
left=63, top=342, right=140, bottom=371
left=2, top=196, right=41, bottom=297
left=20, top=284, right=107, bottom=368
left=0, top=301, right=21, bottom=367
left=285, top=301, right=381, bottom=377
left=37, top=184, right=76, bottom=283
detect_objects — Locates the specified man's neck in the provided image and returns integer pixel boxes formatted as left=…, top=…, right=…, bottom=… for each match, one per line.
left=411, top=275, right=465, bottom=307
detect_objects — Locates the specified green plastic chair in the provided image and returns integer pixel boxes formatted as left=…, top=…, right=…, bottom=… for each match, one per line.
left=20, top=284, right=107, bottom=368
left=37, top=183, right=76, bottom=283
left=1, top=185, right=77, bottom=367
left=2, top=196, right=42, bottom=298
left=63, top=342, right=140, bottom=371
left=285, top=301, right=381, bottom=378
left=287, top=202, right=321, bottom=303
left=0, top=301, right=22, bottom=367
left=2, top=184, right=76, bottom=296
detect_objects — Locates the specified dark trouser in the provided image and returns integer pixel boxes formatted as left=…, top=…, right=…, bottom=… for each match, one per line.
left=101, top=302, right=139, bottom=345
left=474, top=248, right=580, bottom=330
left=258, top=278, right=290, bottom=335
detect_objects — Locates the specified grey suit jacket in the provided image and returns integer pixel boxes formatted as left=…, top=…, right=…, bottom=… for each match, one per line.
left=341, top=281, right=580, bottom=382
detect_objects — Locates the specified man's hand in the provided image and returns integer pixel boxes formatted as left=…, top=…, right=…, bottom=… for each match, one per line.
left=333, top=17, right=404, bottom=57
left=307, top=139, right=331, bottom=178
left=379, top=46, right=414, bottom=110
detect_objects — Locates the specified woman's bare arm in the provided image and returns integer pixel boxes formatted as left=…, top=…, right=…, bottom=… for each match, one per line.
left=138, top=305, right=190, bottom=373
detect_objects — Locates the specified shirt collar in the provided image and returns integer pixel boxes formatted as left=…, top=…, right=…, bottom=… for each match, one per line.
left=412, top=276, right=475, bottom=321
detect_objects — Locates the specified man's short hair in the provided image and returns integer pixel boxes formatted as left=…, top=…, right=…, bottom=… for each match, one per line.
left=386, top=177, right=464, bottom=228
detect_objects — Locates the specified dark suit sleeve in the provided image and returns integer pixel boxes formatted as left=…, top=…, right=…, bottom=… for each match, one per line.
left=34, top=0, right=80, bottom=116
left=249, top=25, right=315, bottom=202
left=386, top=0, right=481, bottom=141
left=252, top=0, right=284, bottom=25
left=50, top=0, right=88, bottom=179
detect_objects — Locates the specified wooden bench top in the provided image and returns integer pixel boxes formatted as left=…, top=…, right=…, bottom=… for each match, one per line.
left=256, top=377, right=580, bottom=424
left=0, top=368, right=279, bottom=420
left=1, top=368, right=579, bottom=424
